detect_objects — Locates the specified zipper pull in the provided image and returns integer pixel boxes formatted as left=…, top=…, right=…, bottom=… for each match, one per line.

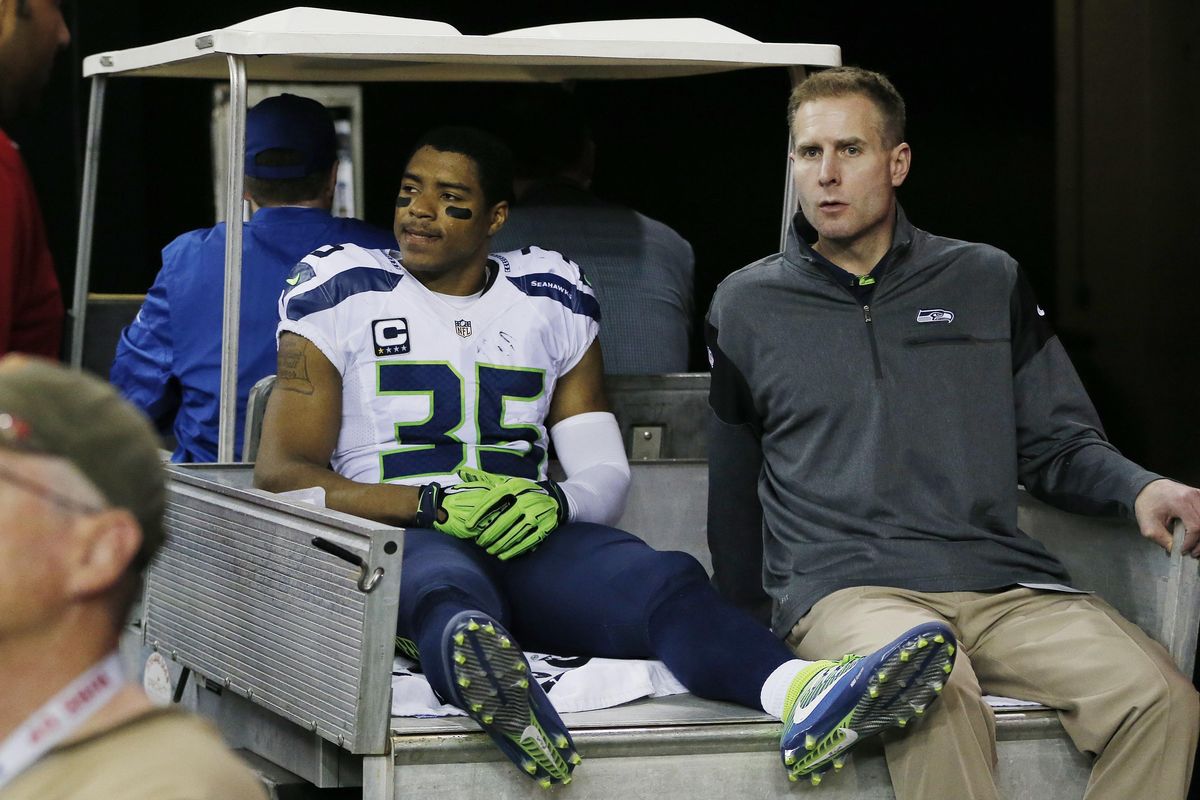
left=863, top=304, right=873, bottom=323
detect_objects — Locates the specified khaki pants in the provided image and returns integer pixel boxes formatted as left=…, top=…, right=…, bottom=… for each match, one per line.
left=787, top=586, right=1199, bottom=800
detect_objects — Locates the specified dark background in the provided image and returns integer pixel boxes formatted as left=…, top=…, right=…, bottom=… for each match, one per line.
left=10, top=1, right=1197, bottom=486
left=10, top=2, right=1200, bottom=790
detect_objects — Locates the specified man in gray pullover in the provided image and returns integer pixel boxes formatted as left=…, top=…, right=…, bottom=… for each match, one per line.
left=706, top=66, right=1200, bottom=800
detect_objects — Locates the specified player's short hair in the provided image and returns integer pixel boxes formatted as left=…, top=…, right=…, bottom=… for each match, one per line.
left=244, top=147, right=331, bottom=206
left=788, top=66, right=907, bottom=148
left=409, top=126, right=514, bottom=207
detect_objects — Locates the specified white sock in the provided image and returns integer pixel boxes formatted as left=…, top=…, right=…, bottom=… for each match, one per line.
left=760, top=658, right=813, bottom=719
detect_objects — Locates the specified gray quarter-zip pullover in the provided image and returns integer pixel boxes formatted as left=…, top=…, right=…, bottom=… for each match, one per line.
left=706, top=208, right=1160, bottom=636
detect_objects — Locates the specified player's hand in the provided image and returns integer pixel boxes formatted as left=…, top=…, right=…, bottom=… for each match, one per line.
left=1134, top=478, right=1200, bottom=557
left=466, top=473, right=569, bottom=560
left=414, top=470, right=501, bottom=539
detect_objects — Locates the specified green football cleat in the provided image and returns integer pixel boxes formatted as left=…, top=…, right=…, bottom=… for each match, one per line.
left=441, top=611, right=580, bottom=786
left=779, top=622, right=957, bottom=783
left=394, top=636, right=422, bottom=664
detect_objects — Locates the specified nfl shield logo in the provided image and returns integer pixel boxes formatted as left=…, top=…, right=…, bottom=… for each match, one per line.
left=455, top=319, right=473, bottom=338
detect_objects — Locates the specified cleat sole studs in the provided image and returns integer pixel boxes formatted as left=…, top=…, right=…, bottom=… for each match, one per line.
left=805, top=734, right=817, bottom=750
left=947, top=644, right=956, bottom=656
left=811, top=773, right=823, bottom=786
left=788, top=773, right=799, bottom=783
left=933, top=633, right=945, bottom=644
left=447, top=614, right=576, bottom=788
left=869, top=685, right=880, bottom=699
left=917, top=636, right=929, bottom=648
left=931, top=680, right=944, bottom=693
left=943, top=663, right=953, bottom=674
left=785, top=753, right=797, bottom=766
left=913, top=704, right=926, bottom=716
left=900, top=650, right=911, bottom=663
left=877, top=670, right=888, bottom=683
left=833, top=757, right=845, bottom=770
left=897, top=717, right=908, bottom=728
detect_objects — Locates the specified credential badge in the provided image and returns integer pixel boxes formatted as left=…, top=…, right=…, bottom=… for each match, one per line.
left=372, top=317, right=410, bottom=356
left=455, top=319, right=473, bottom=339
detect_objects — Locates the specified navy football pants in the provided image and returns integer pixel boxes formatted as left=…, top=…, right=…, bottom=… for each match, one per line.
left=397, top=523, right=795, bottom=710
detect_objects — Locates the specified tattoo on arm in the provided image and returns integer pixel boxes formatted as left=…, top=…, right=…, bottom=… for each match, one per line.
left=277, top=336, right=314, bottom=396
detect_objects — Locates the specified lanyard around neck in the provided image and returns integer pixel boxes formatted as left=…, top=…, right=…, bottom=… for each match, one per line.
left=0, top=653, right=125, bottom=790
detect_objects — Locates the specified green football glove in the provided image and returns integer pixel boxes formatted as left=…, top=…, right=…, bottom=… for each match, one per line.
left=469, top=475, right=570, bottom=561
left=414, top=468, right=503, bottom=539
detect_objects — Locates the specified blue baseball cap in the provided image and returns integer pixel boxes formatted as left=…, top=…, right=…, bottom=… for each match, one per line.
left=245, top=93, right=338, bottom=179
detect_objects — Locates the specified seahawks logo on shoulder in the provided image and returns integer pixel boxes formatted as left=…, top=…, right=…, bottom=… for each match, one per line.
left=285, top=262, right=316, bottom=287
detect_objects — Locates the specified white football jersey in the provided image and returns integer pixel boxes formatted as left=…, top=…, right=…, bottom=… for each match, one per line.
left=278, top=243, right=599, bottom=486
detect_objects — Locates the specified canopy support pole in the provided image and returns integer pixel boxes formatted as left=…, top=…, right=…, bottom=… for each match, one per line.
left=69, top=76, right=107, bottom=369
left=218, top=55, right=247, bottom=463
left=779, top=66, right=807, bottom=251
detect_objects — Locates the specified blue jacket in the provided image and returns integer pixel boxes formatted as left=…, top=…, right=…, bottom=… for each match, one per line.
left=111, top=206, right=395, bottom=462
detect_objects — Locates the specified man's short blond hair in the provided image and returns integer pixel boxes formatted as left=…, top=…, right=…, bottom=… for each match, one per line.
left=788, top=66, right=907, bottom=148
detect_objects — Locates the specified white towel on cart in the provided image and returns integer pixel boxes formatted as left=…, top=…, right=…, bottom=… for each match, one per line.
left=390, top=653, right=1046, bottom=717
left=391, top=652, right=688, bottom=717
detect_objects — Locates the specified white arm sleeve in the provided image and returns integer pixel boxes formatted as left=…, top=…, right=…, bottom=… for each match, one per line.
left=549, top=411, right=631, bottom=526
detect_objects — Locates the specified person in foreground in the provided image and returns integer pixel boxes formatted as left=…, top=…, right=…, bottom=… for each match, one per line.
left=0, top=355, right=266, bottom=798
left=253, top=125, right=956, bottom=787
left=706, top=66, right=1200, bottom=799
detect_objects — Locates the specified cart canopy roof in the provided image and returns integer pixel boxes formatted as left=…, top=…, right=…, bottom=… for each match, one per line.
left=82, top=7, right=841, bottom=82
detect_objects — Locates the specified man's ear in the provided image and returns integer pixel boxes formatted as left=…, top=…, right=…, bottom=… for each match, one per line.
left=324, top=160, right=340, bottom=200
left=64, top=510, right=142, bottom=600
left=890, top=142, right=912, bottom=188
left=487, top=200, right=510, bottom=237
